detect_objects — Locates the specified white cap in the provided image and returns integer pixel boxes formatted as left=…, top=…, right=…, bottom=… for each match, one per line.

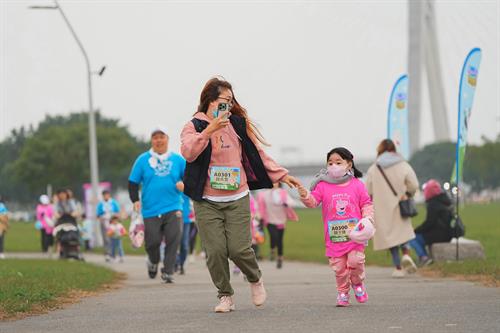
left=151, top=126, right=169, bottom=137
left=39, top=194, right=50, bottom=205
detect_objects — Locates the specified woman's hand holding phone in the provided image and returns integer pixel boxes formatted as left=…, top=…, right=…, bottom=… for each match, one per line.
left=205, top=110, right=230, bottom=136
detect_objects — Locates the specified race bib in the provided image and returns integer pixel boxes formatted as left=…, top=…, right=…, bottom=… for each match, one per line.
left=210, top=166, right=241, bottom=191
left=328, top=218, right=358, bottom=243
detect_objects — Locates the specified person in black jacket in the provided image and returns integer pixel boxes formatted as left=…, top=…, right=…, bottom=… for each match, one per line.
left=410, top=179, right=453, bottom=266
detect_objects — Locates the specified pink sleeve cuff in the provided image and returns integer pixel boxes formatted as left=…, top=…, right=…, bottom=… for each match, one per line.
left=361, top=204, right=374, bottom=221
left=300, top=192, right=318, bottom=208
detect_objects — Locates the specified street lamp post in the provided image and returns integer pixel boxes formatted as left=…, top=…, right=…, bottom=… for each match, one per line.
left=29, top=0, right=102, bottom=224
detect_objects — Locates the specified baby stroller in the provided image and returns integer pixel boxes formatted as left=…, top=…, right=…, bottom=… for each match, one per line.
left=53, top=214, right=83, bottom=260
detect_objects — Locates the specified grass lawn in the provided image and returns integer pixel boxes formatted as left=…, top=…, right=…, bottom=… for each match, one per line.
left=4, top=202, right=499, bottom=284
left=267, top=202, right=499, bottom=284
left=0, top=259, right=119, bottom=319
left=4, top=219, right=146, bottom=256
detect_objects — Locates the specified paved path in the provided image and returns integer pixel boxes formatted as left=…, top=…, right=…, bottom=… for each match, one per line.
left=1, top=253, right=499, bottom=333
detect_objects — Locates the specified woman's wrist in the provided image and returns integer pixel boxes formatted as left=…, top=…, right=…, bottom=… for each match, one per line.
left=202, top=125, right=214, bottom=138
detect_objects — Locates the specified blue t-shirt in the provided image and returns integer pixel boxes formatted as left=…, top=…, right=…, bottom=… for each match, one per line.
left=129, top=151, right=186, bottom=218
left=96, top=198, right=120, bottom=217
left=0, top=203, right=7, bottom=214
left=181, top=194, right=192, bottom=224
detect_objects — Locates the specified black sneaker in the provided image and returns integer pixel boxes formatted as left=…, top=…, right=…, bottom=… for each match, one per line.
left=161, top=268, right=174, bottom=283
left=277, top=258, right=283, bottom=269
left=147, top=259, right=158, bottom=279
left=179, top=266, right=185, bottom=275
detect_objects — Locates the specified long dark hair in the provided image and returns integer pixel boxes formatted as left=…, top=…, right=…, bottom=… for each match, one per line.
left=326, top=147, right=363, bottom=178
left=195, top=77, right=269, bottom=146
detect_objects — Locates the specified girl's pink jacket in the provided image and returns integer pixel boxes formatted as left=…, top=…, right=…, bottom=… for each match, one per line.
left=36, top=204, right=55, bottom=235
left=257, top=189, right=298, bottom=229
left=301, top=178, right=374, bottom=258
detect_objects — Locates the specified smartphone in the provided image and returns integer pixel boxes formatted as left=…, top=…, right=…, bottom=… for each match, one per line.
left=218, top=103, right=229, bottom=112
left=217, top=103, right=230, bottom=119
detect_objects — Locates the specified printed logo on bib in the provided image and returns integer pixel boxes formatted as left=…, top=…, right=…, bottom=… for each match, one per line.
left=210, top=166, right=241, bottom=191
left=328, top=218, right=358, bottom=243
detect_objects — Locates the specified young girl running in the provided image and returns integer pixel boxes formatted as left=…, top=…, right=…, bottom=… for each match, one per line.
left=298, top=147, right=375, bottom=307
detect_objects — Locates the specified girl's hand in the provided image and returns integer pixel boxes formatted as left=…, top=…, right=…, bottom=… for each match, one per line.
left=204, top=112, right=230, bottom=136
left=297, top=185, right=308, bottom=198
left=280, top=175, right=301, bottom=188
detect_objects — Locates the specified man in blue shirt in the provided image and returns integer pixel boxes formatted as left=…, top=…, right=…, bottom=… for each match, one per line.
left=96, top=190, right=121, bottom=261
left=128, top=127, right=186, bottom=283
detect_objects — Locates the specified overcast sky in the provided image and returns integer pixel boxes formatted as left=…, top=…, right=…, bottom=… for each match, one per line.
left=1, top=0, right=499, bottom=165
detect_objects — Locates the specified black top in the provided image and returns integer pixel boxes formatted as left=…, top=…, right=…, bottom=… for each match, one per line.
left=183, top=115, right=273, bottom=201
left=414, top=193, right=453, bottom=245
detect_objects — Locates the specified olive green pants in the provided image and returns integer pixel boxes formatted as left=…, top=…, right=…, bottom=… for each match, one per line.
left=193, top=194, right=261, bottom=298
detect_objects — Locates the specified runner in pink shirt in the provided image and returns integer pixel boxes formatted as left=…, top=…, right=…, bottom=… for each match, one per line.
left=36, top=194, right=55, bottom=254
left=298, top=147, right=375, bottom=307
left=181, top=77, right=301, bottom=313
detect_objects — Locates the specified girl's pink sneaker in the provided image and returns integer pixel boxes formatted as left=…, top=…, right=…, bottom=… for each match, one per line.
left=352, top=283, right=368, bottom=303
left=336, top=292, right=350, bottom=307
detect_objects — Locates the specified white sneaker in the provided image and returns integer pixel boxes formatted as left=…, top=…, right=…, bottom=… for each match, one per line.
left=214, top=296, right=235, bottom=313
left=0, top=253, right=5, bottom=259
left=392, top=269, right=405, bottom=278
left=401, top=254, right=418, bottom=274
left=250, top=278, right=267, bottom=306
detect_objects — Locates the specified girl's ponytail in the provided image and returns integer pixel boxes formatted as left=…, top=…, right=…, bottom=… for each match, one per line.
left=350, top=162, right=363, bottom=178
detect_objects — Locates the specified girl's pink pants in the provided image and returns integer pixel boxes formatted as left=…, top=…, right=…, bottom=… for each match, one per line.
left=329, top=251, right=366, bottom=293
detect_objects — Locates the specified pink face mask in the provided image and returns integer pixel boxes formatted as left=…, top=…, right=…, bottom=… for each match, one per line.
left=327, top=164, right=348, bottom=179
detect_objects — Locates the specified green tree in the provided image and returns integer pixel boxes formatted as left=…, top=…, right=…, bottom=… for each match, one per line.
left=3, top=112, right=147, bottom=201
left=410, top=136, right=500, bottom=191
left=409, top=142, right=456, bottom=184
left=464, top=135, right=500, bottom=191
left=0, top=127, right=33, bottom=202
